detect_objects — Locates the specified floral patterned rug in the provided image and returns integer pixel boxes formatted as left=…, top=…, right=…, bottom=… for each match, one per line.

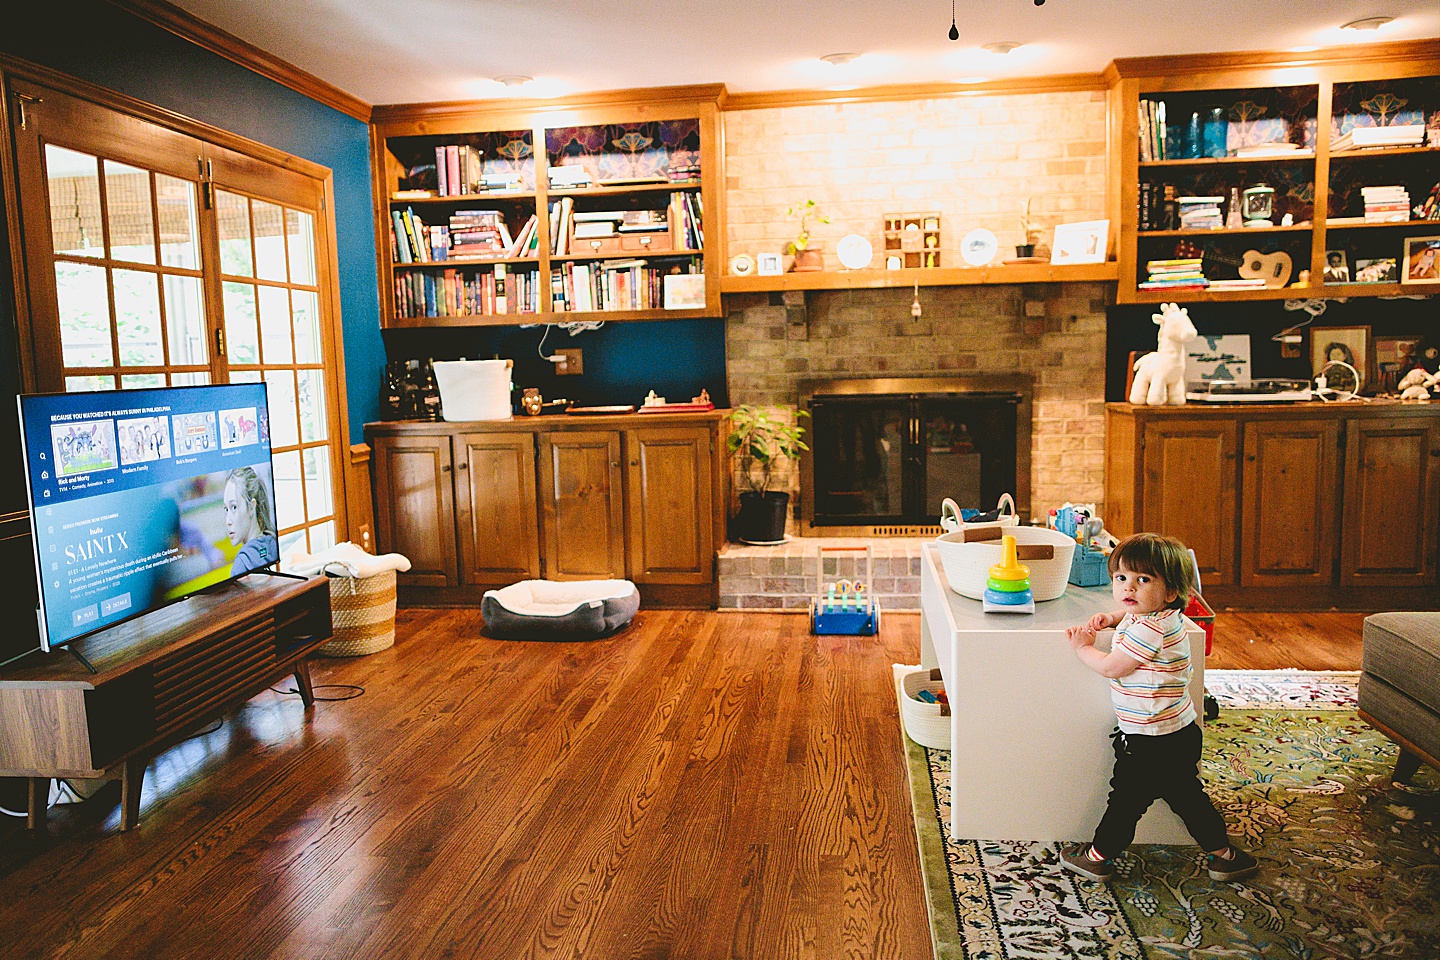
left=905, top=674, right=1440, bottom=960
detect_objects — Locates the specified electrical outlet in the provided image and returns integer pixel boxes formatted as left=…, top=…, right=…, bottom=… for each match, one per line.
left=555, top=348, right=583, bottom=375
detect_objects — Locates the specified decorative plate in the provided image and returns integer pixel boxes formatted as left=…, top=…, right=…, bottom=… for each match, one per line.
left=960, top=229, right=998, bottom=266
left=836, top=234, right=874, bottom=270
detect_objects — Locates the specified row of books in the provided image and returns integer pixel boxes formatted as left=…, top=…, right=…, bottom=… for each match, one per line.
left=393, top=264, right=540, bottom=318
left=1137, top=100, right=1169, bottom=162
left=1178, top=196, right=1224, bottom=230
left=1362, top=185, right=1410, bottom=223
left=391, top=207, right=543, bottom=263
left=433, top=145, right=486, bottom=197
left=1331, top=124, right=1427, bottom=152
left=1139, top=257, right=1206, bottom=290
left=552, top=258, right=703, bottom=312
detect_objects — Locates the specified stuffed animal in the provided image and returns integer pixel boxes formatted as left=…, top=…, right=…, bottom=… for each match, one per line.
left=1129, top=302, right=1197, bottom=405
left=1398, top=367, right=1440, bottom=399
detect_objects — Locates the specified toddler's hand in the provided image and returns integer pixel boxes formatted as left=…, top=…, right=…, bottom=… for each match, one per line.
left=1065, top=625, right=1095, bottom=650
left=1087, top=612, right=1111, bottom=633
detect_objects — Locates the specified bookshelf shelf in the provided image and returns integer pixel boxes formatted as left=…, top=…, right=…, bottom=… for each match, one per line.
left=370, top=88, right=723, bottom=325
left=719, top=261, right=1118, bottom=293
left=1112, top=42, right=1440, bottom=303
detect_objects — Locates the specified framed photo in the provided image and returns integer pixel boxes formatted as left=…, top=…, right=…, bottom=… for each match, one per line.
left=1374, top=335, right=1422, bottom=394
left=1401, top=235, right=1440, bottom=284
left=1323, top=249, right=1349, bottom=284
left=1049, top=219, right=1109, bottom=264
left=1310, top=325, right=1371, bottom=391
left=756, top=252, right=783, bottom=276
left=1353, top=257, right=1397, bottom=283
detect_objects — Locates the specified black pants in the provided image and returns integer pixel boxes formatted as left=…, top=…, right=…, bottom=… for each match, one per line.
left=1091, top=721, right=1229, bottom=858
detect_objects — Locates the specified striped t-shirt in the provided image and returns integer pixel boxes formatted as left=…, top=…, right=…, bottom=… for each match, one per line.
left=1109, top=608, right=1196, bottom=735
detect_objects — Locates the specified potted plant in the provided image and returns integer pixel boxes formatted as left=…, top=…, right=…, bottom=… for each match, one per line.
left=785, top=199, right=831, bottom=272
left=1016, top=197, right=1040, bottom=258
left=727, top=404, right=809, bottom=544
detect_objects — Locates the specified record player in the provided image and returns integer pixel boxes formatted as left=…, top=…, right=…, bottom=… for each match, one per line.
left=1184, top=378, right=1313, bottom=402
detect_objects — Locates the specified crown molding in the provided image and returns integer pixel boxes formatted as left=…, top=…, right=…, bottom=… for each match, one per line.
left=1110, top=37, right=1440, bottom=79
left=720, top=73, right=1106, bottom=111
left=106, top=0, right=371, bottom=121
left=372, top=83, right=728, bottom=124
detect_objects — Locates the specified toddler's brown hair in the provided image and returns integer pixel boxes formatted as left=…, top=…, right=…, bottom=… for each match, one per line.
left=1107, top=533, right=1196, bottom=610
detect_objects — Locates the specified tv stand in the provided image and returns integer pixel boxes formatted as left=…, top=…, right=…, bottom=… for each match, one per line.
left=0, top=576, right=330, bottom=831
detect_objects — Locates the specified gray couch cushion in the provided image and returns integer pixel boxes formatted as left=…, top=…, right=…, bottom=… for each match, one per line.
left=1362, top=613, right=1440, bottom=716
left=1359, top=674, right=1440, bottom=758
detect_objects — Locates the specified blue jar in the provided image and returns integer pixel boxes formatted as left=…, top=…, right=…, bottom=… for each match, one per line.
left=1203, top=106, right=1228, bottom=159
left=1183, top=110, right=1202, bottom=159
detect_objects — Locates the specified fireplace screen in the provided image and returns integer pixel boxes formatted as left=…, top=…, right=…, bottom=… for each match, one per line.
left=805, top=387, right=1023, bottom=529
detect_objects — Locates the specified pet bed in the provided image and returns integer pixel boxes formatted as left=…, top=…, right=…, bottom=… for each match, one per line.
left=481, top=579, right=639, bottom=640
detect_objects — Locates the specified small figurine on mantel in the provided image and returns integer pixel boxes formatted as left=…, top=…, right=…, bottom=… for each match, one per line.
left=642, top=389, right=666, bottom=408
left=636, top=388, right=715, bottom=414
left=1129, top=301, right=1197, bottom=406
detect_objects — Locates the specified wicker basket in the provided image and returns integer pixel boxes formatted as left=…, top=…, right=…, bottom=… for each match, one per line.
left=933, top=525, right=1076, bottom=602
left=938, top=492, right=1019, bottom=534
left=895, top=665, right=951, bottom=750
left=318, top=569, right=397, bottom=657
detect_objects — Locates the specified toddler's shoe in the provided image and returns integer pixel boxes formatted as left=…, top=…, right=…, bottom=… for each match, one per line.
left=1207, top=846, right=1259, bottom=882
left=1060, top=845, right=1114, bottom=882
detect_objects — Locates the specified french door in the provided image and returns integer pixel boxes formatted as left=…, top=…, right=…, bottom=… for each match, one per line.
left=8, top=76, right=347, bottom=555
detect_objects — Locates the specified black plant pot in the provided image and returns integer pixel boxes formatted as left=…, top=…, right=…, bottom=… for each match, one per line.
left=735, top=491, right=790, bottom=544
left=1015, top=243, right=1036, bottom=259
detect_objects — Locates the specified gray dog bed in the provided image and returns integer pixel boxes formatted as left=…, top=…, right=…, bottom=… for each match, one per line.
left=481, top=579, right=640, bottom=640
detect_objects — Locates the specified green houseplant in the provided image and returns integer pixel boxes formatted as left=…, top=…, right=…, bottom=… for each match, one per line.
left=1016, top=197, right=1040, bottom=258
left=784, top=199, right=831, bottom=272
left=727, top=405, right=809, bottom=543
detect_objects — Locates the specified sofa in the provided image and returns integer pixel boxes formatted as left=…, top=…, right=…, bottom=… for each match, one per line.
left=1358, top=613, right=1440, bottom=783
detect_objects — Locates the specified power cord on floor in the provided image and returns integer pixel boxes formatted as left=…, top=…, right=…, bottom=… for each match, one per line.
left=268, top=683, right=366, bottom=702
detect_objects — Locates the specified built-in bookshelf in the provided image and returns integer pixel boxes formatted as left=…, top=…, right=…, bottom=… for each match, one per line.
left=1110, top=41, right=1440, bottom=302
left=370, top=87, right=724, bottom=326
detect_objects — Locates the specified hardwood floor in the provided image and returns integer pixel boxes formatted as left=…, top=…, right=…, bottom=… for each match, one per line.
left=0, top=608, right=1364, bottom=959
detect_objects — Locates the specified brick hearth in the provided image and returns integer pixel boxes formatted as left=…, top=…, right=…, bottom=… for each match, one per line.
left=718, top=537, right=929, bottom=612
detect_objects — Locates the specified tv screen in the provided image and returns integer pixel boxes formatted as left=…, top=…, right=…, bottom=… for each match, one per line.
left=18, top=383, right=277, bottom=652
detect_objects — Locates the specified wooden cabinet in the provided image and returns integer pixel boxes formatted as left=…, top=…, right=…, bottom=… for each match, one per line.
left=1106, top=402, right=1440, bottom=610
left=372, top=433, right=457, bottom=588
left=367, top=411, right=729, bottom=607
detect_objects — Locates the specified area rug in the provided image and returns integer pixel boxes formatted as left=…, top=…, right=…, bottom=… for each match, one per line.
left=1203, top=669, right=1360, bottom=711
left=905, top=672, right=1440, bottom=960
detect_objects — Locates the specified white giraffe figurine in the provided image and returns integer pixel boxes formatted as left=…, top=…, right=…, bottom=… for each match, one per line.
left=1129, top=302, right=1197, bottom=405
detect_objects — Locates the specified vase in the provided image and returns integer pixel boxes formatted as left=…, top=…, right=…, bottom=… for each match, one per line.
left=1203, top=106, right=1228, bottom=158
left=791, top=248, right=823, bottom=272
left=1183, top=110, right=1203, bottom=159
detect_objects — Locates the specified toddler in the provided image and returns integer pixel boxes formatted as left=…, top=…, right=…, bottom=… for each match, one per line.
left=1061, top=533, right=1258, bottom=883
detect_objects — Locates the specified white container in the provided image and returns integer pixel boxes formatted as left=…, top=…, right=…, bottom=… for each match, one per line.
left=933, top=524, right=1077, bottom=602
left=938, top=492, right=1020, bottom=534
left=432, top=359, right=513, bottom=421
left=894, top=665, right=951, bottom=750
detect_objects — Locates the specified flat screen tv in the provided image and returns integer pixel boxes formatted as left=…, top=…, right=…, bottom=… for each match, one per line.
left=17, top=383, right=277, bottom=655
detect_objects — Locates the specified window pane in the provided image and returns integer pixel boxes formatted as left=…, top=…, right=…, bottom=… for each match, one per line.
left=286, top=209, right=316, bottom=285
left=164, top=274, right=208, bottom=366
left=279, top=528, right=306, bottom=559
left=113, top=269, right=163, bottom=366
left=46, top=146, right=103, bottom=258
left=121, top=373, right=165, bottom=389
left=265, top=369, right=299, bottom=448
left=292, top=290, right=320, bottom=363
left=297, top=370, right=327, bottom=443
left=253, top=200, right=287, bottom=282
left=104, top=160, right=155, bottom=265
left=55, top=261, right=112, bottom=367
left=155, top=174, right=199, bottom=269
left=222, top=281, right=259, bottom=364
left=308, top=520, right=335, bottom=553
left=216, top=190, right=253, bottom=277
left=303, top=447, right=333, bottom=521
left=66, top=375, right=114, bottom=392
left=258, top=285, right=293, bottom=364
left=171, top=371, right=210, bottom=386
left=271, top=450, right=305, bottom=529
left=230, top=370, right=262, bottom=384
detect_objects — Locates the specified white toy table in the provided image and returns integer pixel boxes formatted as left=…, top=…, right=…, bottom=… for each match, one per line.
left=918, top=543, right=1205, bottom=844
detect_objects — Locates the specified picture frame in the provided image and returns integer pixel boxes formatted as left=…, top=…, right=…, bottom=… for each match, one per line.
left=1353, top=257, right=1397, bottom=283
left=1049, top=219, right=1109, bottom=264
left=1374, top=335, right=1422, bottom=394
left=756, top=252, right=783, bottom=276
left=1310, top=325, right=1371, bottom=391
left=1401, top=235, right=1440, bottom=284
left=1323, top=249, right=1349, bottom=284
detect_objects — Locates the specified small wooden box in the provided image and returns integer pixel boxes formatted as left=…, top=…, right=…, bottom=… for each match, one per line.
left=573, top=231, right=675, bottom=256
left=883, top=213, right=941, bottom=268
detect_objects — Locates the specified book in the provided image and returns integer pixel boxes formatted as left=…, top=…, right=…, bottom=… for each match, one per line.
left=435, top=146, right=447, bottom=197
left=446, top=146, right=461, bottom=198
left=572, top=222, right=616, bottom=239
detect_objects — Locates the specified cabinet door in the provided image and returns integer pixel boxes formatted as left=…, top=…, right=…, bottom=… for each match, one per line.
left=1140, top=419, right=1237, bottom=586
left=625, top=427, right=714, bottom=585
left=455, top=432, right=541, bottom=585
left=371, top=435, right=457, bottom=588
left=1340, top=418, right=1440, bottom=587
left=1240, top=419, right=1339, bottom=587
left=537, top=431, right=626, bottom=580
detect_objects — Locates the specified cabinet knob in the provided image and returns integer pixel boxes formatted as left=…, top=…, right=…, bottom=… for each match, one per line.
left=458, top=462, right=468, bottom=470
left=630, top=459, right=638, bottom=466
left=442, top=464, right=452, bottom=472
left=611, top=461, right=619, bottom=467
left=1246, top=455, right=1256, bottom=462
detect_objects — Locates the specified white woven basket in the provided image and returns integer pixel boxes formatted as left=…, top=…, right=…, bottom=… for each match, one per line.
left=938, top=492, right=1020, bottom=534
left=933, top=525, right=1076, bottom=602
left=895, top=666, right=951, bottom=750
left=319, top=569, right=397, bottom=657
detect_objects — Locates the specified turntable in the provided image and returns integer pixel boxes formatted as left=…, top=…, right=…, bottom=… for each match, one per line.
left=1185, top=378, right=1313, bottom=402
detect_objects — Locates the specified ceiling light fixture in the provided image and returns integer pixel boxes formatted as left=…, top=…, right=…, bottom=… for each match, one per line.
left=948, top=0, right=959, bottom=40
left=820, top=52, right=859, bottom=65
left=982, top=41, right=1022, bottom=54
left=956, top=76, right=988, bottom=84
left=495, top=75, right=532, bottom=88
left=1340, top=16, right=1394, bottom=30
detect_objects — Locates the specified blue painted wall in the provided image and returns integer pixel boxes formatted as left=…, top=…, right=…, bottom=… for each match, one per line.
left=2, top=1, right=383, bottom=444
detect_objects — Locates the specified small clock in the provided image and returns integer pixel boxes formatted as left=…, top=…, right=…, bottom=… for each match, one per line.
left=836, top=234, right=874, bottom=270
left=729, top=254, right=755, bottom=276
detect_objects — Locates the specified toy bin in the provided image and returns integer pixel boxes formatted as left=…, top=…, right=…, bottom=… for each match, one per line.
left=934, top=525, right=1076, bottom=602
left=319, top=570, right=397, bottom=657
left=894, top=666, right=951, bottom=750
left=1184, top=593, right=1215, bottom=656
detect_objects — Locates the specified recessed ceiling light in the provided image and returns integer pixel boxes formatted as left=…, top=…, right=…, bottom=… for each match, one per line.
left=495, top=75, right=532, bottom=88
left=982, top=41, right=1022, bottom=54
left=820, top=52, right=860, bottom=65
left=1340, top=16, right=1393, bottom=30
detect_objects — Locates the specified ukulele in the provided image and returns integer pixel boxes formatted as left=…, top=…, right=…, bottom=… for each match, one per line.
left=1174, top=240, right=1293, bottom=287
